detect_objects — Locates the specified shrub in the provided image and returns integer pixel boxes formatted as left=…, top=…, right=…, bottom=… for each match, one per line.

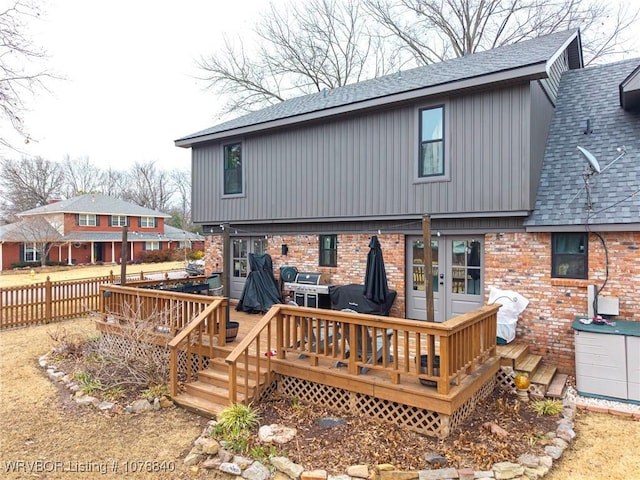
left=213, top=403, right=261, bottom=453
left=530, top=399, right=564, bottom=416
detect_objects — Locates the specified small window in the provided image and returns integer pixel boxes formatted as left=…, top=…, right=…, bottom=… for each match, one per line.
left=552, top=233, right=587, bottom=279
left=223, top=143, right=243, bottom=195
left=140, top=216, right=155, bottom=228
left=111, top=215, right=127, bottom=227
left=79, top=214, right=97, bottom=226
left=145, top=241, right=160, bottom=251
left=319, top=235, right=337, bottom=267
left=419, top=106, right=444, bottom=177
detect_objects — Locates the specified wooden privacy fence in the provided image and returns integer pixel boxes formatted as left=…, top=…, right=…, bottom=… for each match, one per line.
left=0, top=269, right=186, bottom=329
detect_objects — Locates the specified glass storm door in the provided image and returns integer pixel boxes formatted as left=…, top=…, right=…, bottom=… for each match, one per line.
left=229, top=237, right=268, bottom=299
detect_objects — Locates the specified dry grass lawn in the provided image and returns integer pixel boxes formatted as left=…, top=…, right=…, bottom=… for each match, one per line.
left=1, top=262, right=640, bottom=479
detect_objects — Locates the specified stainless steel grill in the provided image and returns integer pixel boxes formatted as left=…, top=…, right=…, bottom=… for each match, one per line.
left=284, top=272, right=331, bottom=308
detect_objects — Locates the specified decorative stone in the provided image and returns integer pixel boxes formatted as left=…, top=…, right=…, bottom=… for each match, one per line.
left=160, top=397, right=174, bottom=408
left=346, top=465, right=369, bottom=478
left=423, top=453, right=447, bottom=467
left=232, top=455, right=253, bottom=470
left=517, top=453, right=539, bottom=468
left=379, top=470, right=418, bottom=480
left=202, top=457, right=221, bottom=469
left=376, top=464, right=396, bottom=471
left=544, top=445, right=564, bottom=460
left=270, top=456, right=305, bottom=479
left=556, top=425, right=576, bottom=442
left=152, top=397, right=160, bottom=410
left=553, top=437, right=569, bottom=449
left=417, top=468, right=458, bottom=479
left=492, top=462, right=524, bottom=479
left=258, top=424, right=297, bottom=444
left=98, top=401, right=114, bottom=411
left=300, top=470, right=328, bottom=480
left=130, top=399, right=152, bottom=413
left=524, top=465, right=549, bottom=480
left=183, top=452, right=205, bottom=466
left=539, top=455, right=553, bottom=469
left=243, top=461, right=272, bottom=480
left=220, top=462, right=242, bottom=475
left=194, top=436, right=220, bottom=455
left=273, top=472, right=293, bottom=480
left=457, top=467, right=474, bottom=480
left=76, top=395, right=98, bottom=407
left=473, top=471, right=494, bottom=478
left=218, top=448, right=234, bottom=463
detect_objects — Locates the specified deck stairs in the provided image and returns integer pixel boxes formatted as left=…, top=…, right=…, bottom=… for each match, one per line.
left=171, top=356, right=269, bottom=418
left=497, top=342, right=568, bottom=399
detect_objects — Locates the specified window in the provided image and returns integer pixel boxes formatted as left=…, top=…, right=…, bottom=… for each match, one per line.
left=145, top=241, right=160, bottom=251
left=111, top=215, right=127, bottom=227
left=319, top=235, right=337, bottom=267
left=223, top=143, right=243, bottom=195
left=140, top=216, right=155, bottom=228
left=78, top=214, right=97, bottom=226
left=552, top=233, right=587, bottom=279
left=23, top=243, right=40, bottom=262
left=419, top=106, right=444, bottom=177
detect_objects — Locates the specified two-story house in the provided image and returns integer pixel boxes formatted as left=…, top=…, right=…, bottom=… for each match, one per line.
left=175, top=29, right=640, bottom=372
left=0, top=194, right=204, bottom=270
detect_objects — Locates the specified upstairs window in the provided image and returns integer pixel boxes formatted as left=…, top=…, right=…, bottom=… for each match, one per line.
left=419, top=106, right=444, bottom=177
left=140, top=216, right=155, bottom=228
left=110, top=215, right=128, bottom=227
left=78, top=214, right=97, bottom=226
left=319, top=235, right=337, bottom=267
left=224, top=143, right=243, bottom=195
left=552, top=233, right=587, bottom=279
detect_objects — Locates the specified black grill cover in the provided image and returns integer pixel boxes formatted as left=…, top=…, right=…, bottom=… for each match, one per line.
left=236, top=253, right=282, bottom=314
left=329, top=284, right=396, bottom=316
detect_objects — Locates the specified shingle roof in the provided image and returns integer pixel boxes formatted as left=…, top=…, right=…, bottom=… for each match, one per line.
left=525, top=58, right=640, bottom=228
left=177, top=29, right=580, bottom=145
left=18, top=194, right=171, bottom=218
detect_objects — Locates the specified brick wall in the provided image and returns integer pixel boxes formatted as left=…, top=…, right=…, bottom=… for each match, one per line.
left=485, top=231, right=640, bottom=373
left=204, top=233, right=406, bottom=317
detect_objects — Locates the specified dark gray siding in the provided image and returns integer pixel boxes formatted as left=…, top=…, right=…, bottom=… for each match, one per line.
left=192, top=84, right=535, bottom=225
left=528, top=81, right=555, bottom=207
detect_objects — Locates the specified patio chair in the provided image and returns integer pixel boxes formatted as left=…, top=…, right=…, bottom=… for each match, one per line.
left=336, top=308, right=393, bottom=373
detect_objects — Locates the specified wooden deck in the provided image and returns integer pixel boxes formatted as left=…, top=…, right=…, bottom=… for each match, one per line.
left=96, top=285, right=501, bottom=438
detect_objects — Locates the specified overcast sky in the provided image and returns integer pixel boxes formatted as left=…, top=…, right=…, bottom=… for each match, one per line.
left=6, top=0, right=640, bottom=172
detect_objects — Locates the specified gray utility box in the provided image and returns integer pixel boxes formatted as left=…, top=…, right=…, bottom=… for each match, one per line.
left=573, top=318, right=640, bottom=403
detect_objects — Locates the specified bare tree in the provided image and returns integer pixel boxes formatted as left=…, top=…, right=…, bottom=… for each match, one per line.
left=123, top=161, right=173, bottom=211
left=364, top=0, right=639, bottom=66
left=199, top=0, right=398, bottom=113
left=167, top=168, right=192, bottom=230
left=101, top=167, right=128, bottom=198
left=61, top=155, right=105, bottom=197
left=0, top=0, right=51, bottom=151
left=0, top=156, right=64, bottom=219
left=4, top=216, right=63, bottom=266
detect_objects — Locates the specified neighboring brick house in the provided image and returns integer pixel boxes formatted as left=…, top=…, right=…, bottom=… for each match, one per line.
left=176, top=29, right=639, bottom=373
left=0, top=194, right=204, bottom=271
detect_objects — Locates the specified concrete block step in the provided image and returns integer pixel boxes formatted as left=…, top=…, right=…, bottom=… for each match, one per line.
left=515, top=354, right=542, bottom=376
left=546, top=373, right=569, bottom=399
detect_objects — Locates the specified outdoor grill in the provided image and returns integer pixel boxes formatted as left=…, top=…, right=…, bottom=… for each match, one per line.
left=284, top=272, right=331, bottom=308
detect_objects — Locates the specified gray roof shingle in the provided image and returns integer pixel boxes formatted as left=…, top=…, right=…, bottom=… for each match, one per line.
left=177, top=29, right=580, bottom=144
left=525, top=58, right=640, bottom=228
left=18, top=194, right=171, bottom=218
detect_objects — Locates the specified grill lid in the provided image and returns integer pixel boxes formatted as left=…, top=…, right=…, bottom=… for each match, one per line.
left=294, top=272, right=323, bottom=285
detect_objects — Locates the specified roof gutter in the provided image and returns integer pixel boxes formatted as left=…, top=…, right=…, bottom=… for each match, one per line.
left=175, top=62, right=548, bottom=148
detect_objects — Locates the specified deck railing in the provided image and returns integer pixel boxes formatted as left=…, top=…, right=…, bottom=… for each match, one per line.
left=226, top=303, right=499, bottom=401
left=0, top=269, right=185, bottom=329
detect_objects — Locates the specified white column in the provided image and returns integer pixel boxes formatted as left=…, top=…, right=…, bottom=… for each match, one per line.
left=111, top=241, right=116, bottom=264
left=67, top=243, right=73, bottom=265
left=91, top=241, right=95, bottom=264
left=130, top=242, right=134, bottom=262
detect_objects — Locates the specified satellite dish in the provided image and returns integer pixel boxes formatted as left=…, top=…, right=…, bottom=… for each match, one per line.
left=577, top=146, right=601, bottom=173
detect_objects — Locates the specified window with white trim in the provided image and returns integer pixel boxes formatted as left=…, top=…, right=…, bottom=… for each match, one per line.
left=23, top=243, right=40, bottom=262
left=140, top=216, right=155, bottom=228
left=79, top=214, right=97, bottom=226
left=111, top=215, right=127, bottom=227
left=145, top=241, right=160, bottom=251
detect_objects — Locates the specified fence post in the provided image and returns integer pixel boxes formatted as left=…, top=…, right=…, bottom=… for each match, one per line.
left=45, top=276, right=52, bottom=323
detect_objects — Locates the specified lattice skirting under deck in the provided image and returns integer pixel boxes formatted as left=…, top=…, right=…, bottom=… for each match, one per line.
left=270, top=374, right=495, bottom=438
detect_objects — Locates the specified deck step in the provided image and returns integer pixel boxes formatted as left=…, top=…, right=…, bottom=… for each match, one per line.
left=199, top=367, right=260, bottom=389
left=515, top=354, right=542, bottom=376
left=171, top=391, right=228, bottom=418
left=546, top=373, right=569, bottom=399
left=497, top=343, right=529, bottom=368
left=530, top=364, right=557, bottom=395
left=184, top=380, right=251, bottom=405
